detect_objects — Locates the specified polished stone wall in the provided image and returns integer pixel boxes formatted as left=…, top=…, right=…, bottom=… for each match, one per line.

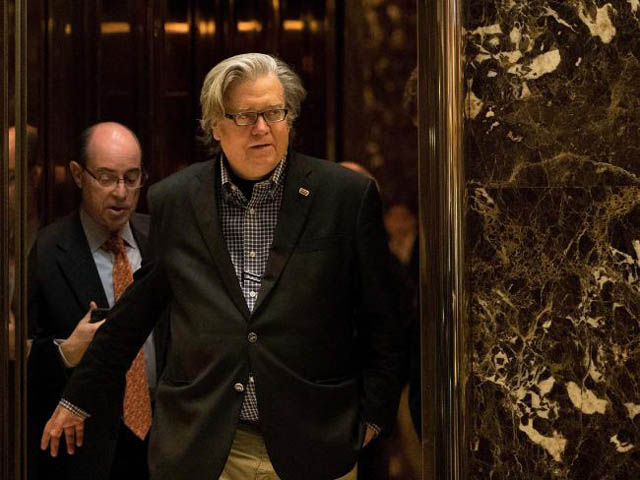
left=464, top=1, right=640, bottom=477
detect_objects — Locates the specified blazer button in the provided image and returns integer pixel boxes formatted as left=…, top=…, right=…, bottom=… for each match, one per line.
left=247, top=332, right=258, bottom=343
left=234, top=383, right=245, bottom=393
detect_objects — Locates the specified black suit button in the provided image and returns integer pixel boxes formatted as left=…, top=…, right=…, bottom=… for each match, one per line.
left=247, top=332, right=258, bottom=343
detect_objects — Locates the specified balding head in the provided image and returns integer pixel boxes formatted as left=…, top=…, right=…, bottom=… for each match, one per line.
left=70, top=122, right=143, bottom=233
left=80, top=122, right=141, bottom=168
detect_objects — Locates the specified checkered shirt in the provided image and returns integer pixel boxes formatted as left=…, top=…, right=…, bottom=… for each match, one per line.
left=217, top=155, right=286, bottom=422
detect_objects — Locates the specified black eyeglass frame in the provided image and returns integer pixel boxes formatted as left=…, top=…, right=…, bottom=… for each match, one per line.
left=224, top=108, right=289, bottom=126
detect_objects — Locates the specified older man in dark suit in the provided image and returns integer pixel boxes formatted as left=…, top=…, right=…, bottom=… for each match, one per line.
left=28, top=122, right=166, bottom=480
left=41, top=54, right=404, bottom=480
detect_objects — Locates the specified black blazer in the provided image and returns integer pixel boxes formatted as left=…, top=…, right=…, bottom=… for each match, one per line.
left=27, top=211, right=167, bottom=480
left=64, top=152, right=405, bottom=480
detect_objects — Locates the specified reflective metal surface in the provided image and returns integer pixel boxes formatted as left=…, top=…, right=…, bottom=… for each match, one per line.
left=14, top=1, right=28, bottom=476
left=419, top=0, right=467, bottom=478
left=1, top=1, right=9, bottom=474
left=2, top=0, right=28, bottom=479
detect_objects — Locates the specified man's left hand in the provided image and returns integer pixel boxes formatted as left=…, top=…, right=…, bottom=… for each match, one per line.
left=41, top=405, right=86, bottom=457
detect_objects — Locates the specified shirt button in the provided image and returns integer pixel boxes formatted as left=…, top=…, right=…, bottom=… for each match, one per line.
left=249, top=291, right=257, bottom=298
left=247, top=332, right=258, bottom=343
left=249, top=251, right=256, bottom=258
left=248, top=207, right=255, bottom=215
left=234, top=383, right=245, bottom=393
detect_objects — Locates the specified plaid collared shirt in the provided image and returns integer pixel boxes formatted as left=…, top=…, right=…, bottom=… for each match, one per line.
left=217, top=155, right=287, bottom=422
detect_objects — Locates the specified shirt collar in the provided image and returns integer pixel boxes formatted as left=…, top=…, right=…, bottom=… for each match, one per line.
left=219, top=153, right=287, bottom=203
left=80, top=208, right=137, bottom=254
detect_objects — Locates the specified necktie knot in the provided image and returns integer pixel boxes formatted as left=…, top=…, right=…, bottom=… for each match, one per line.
left=103, top=235, right=125, bottom=254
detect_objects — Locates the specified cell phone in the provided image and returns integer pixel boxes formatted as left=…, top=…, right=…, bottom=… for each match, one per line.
left=90, top=307, right=110, bottom=323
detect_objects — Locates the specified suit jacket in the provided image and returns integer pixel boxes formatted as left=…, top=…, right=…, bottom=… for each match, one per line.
left=27, top=211, right=167, bottom=480
left=64, top=152, right=405, bottom=480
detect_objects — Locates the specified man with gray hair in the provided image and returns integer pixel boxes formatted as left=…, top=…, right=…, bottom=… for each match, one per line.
left=41, top=53, right=404, bottom=480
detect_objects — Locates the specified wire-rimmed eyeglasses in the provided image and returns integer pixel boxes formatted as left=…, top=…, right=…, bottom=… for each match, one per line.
left=80, top=164, right=147, bottom=190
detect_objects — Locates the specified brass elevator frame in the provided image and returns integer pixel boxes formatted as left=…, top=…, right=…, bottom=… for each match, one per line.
left=419, top=0, right=468, bottom=479
left=1, top=0, right=29, bottom=479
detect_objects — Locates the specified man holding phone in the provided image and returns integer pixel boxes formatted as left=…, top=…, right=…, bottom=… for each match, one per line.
left=27, top=122, right=166, bottom=480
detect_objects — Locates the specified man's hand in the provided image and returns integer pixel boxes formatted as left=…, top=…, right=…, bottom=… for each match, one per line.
left=59, top=302, right=105, bottom=367
left=41, top=405, right=86, bottom=456
left=363, top=424, right=378, bottom=448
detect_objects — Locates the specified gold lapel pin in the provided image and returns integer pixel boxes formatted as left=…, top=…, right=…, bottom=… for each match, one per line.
left=298, top=187, right=310, bottom=197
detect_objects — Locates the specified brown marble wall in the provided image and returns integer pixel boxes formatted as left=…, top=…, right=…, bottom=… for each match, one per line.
left=464, top=1, right=640, bottom=478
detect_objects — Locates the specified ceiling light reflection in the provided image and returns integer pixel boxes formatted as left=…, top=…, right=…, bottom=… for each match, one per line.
left=100, top=22, right=131, bottom=35
left=198, top=20, right=216, bottom=36
left=165, top=22, right=189, bottom=34
left=237, top=20, right=262, bottom=33
left=283, top=20, right=304, bottom=31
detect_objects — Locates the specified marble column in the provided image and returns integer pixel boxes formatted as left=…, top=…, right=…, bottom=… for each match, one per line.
left=464, top=0, right=640, bottom=477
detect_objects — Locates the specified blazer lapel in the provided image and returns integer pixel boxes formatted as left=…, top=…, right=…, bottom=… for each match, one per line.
left=56, top=213, right=109, bottom=309
left=130, top=212, right=150, bottom=258
left=188, top=161, right=251, bottom=319
left=253, top=152, right=314, bottom=314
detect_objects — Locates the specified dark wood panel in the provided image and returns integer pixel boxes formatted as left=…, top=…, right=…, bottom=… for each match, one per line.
left=40, top=0, right=335, bottom=217
left=162, top=94, right=192, bottom=172
left=342, top=0, right=417, bottom=210
left=100, top=0, right=134, bottom=91
left=279, top=1, right=327, bottom=158
left=45, top=0, right=80, bottom=219
left=101, top=92, right=135, bottom=128
left=162, top=0, right=190, bottom=92
left=229, top=0, right=274, bottom=54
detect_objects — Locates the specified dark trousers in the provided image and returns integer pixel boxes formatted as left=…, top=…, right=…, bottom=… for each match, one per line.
left=109, top=423, right=149, bottom=479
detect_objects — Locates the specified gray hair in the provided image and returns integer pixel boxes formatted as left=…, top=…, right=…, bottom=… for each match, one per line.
left=199, top=53, right=307, bottom=152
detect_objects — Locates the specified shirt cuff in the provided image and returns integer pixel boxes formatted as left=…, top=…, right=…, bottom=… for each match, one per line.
left=365, top=422, right=382, bottom=438
left=59, top=399, right=90, bottom=419
left=53, top=339, right=74, bottom=368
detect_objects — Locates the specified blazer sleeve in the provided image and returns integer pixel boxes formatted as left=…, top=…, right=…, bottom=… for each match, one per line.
left=354, top=180, right=406, bottom=433
left=62, top=191, right=173, bottom=414
left=27, top=244, right=75, bottom=426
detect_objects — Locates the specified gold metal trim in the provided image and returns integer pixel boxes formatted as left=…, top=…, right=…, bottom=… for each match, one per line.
left=14, top=0, right=28, bottom=478
left=419, top=0, right=467, bottom=478
left=0, top=0, right=28, bottom=478
left=1, top=0, right=10, bottom=474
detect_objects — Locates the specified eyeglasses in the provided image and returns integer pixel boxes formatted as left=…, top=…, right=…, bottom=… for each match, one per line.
left=80, top=164, right=147, bottom=189
left=224, top=108, right=288, bottom=126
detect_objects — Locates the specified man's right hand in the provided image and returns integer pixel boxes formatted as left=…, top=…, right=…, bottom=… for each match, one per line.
left=59, top=302, right=105, bottom=367
left=41, top=405, right=86, bottom=456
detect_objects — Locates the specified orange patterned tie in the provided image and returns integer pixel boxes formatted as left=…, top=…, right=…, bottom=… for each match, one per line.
left=103, top=235, right=152, bottom=440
